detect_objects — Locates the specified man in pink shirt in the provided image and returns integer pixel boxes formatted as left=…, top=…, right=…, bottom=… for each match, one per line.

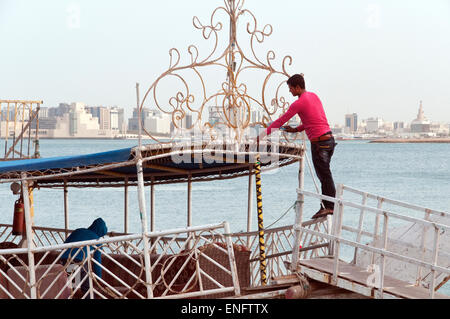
left=257, top=74, right=337, bottom=219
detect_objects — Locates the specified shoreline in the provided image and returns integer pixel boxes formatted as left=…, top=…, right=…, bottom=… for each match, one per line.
left=369, top=138, right=450, bottom=143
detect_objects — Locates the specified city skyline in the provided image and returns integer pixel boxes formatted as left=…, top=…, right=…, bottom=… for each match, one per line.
left=3, top=98, right=447, bottom=132
left=1, top=98, right=448, bottom=140
left=1, top=0, right=449, bottom=125
left=34, top=97, right=450, bottom=127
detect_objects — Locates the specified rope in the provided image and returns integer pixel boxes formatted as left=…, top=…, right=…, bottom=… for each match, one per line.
left=293, top=271, right=311, bottom=298
left=265, top=201, right=297, bottom=229
left=299, top=131, right=325, bottom=209
left=254, top=154, right=267, bottom=285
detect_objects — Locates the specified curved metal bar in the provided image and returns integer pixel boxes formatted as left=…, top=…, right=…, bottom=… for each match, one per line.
left=139, top=0, right=296, bottom=144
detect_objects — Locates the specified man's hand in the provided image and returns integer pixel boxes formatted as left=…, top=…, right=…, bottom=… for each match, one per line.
left=281, top=125, right=298, bottom=133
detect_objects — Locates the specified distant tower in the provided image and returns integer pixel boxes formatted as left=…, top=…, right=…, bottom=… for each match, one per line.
left=416, top=100, right=425, bottom=121
left=411, top=100, right=430, bottom=133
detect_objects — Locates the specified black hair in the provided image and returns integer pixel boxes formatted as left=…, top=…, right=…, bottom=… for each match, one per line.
left=287, top=73, right=305, bottom=89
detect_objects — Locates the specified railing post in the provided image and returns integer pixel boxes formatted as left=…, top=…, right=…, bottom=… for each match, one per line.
left=63, top=179, right=69, bottom=240
left=21, top=173, right=37, bottom=299
left=416, top=210, right=431, bottom=286
left=290, top=153, right=305, bottom=272
left=86, top=245, right=94, bottom=299
left=137, top=158, right=154, bottom=298
left=377, top=212, right=389, bottom=299
left=371, top=197, right=384, bottom=266
left=224, top=221, right=241, bottom=296
left=331, top=184, right=344, bottom=285
left=150, top=176, right=155, bottom=232
left=124, top=178, right=129, bottom=234
left=187, top=174, right=192, bottom=227
left=352, top=192, right=368, bottom=264
left=135, top=83, right=154, bottom=298
left=429, top=225, right=440, bottom=299
left=247, top=165, right=254, bottom=243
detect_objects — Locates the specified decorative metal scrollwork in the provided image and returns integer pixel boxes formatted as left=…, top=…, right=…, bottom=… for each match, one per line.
left=140, top=0, right=295, bottom=143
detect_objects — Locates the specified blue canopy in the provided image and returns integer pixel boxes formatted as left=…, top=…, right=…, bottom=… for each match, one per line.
left=0, top=143, right=300, bottom=187
left=0, top=147, right=134, bottom=174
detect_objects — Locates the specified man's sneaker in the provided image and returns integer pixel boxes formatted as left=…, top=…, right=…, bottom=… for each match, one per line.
left=311, top=208, right=334, bottom=219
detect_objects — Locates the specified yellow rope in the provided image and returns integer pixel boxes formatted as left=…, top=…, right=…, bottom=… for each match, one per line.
left=254, top=154, right=267, bottom=285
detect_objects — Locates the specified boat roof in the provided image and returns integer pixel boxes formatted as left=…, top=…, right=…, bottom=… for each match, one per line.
left=0, top=141, right=304, bottom=188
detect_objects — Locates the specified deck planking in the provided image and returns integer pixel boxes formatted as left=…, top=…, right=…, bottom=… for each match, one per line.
left=298, top=257, right=450, bottom=299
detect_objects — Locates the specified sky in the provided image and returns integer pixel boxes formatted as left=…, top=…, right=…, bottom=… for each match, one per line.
left=1, top=0, right=449, bottom=126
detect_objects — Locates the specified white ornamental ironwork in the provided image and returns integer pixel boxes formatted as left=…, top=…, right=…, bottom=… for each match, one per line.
left=139, top=0, right=298, bottom=144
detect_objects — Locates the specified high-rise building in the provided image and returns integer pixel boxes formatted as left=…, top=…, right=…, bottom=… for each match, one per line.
left=86, top=106, right=111, bottom=130
left=366, top=117, right=383, bottom=133
left=345, top=113, right=358, bottom=132
left=393, top=121, right=405, bottom=132
left=127, top=108, right=171, bottom=134
left=110, top=107, right=119, bottom=131
left=117, top=108, right=126, bottom=133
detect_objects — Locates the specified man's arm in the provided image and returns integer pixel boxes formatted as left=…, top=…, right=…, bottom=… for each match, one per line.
left=280, top=124, right=304, bottom=133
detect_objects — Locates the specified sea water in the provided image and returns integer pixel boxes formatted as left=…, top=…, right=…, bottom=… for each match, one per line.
left=0, top=139, right=449, bottom=293
left=1, top=138, right=446, bottom=232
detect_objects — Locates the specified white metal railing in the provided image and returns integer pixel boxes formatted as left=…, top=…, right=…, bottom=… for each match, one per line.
left=340, top=185, right=450, bottom=289
left=2, top=216, right=331, bottom=291
left=226, top=218, right=331, bottom=287
left=294, top=184, right=450, bottom=299
left=0, top=222, right=243, bottom=299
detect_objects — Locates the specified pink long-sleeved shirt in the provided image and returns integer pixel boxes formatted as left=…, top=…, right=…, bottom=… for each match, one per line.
left=266, top=91, right=331, bottom=140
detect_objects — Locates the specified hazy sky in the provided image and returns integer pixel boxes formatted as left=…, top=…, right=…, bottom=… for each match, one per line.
left=1, top=0, right=449, bottom=126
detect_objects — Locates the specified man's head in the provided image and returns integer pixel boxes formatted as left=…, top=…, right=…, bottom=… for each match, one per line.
left=287, top=73, right=305, bottom=97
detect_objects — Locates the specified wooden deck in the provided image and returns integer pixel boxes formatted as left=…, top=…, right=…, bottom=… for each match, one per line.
left=296, top=257, right=450, bottom=299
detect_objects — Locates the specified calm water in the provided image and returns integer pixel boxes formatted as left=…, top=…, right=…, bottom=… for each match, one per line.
left=0, top=139, right=449, bottom=234
left=1, top=138, right=449, bottom=293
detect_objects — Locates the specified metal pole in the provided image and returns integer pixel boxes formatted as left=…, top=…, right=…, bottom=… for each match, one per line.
left=187, top=174, right=192, bottom=227
left=63, top=179, right=69, bottom=239
left=21, top=173, right=37, bottom=299
left=291, top=154, right=305, bottom=271
left=371, top=198, right=384, bottom=266
left=137, top=161, right=153, bottom=298
left=124, top=178, right=128, bottom=234
left=332, top=184, right=344, bottom=285
left=224, top=221, right=241, bottom=296
left=135, top=83, right=153, bottom=298
left=86, top=245, right=94, bottom=299
left=417, top=210, right=431, bottom=286
left=352, top=192, right=368, bottom=264
left=378, top=213, right=389, bottom=299
left=34, top=103, right=40, bottom=158
left=27, top=104, right=31, bottom=157
left=247, top=165, right=253, bottom=246
left=136, top=83, right=142, bottom=151
left=429, top=225, right=440, bottom=299
left=150, top=177, right=155, bottom=232
left=254, top=154, right=267, bottom=285
left=4, top=102, right=10, bottom=158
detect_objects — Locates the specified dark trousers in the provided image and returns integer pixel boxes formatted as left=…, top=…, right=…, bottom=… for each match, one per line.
left=310, top=137, right=337, bottom=210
